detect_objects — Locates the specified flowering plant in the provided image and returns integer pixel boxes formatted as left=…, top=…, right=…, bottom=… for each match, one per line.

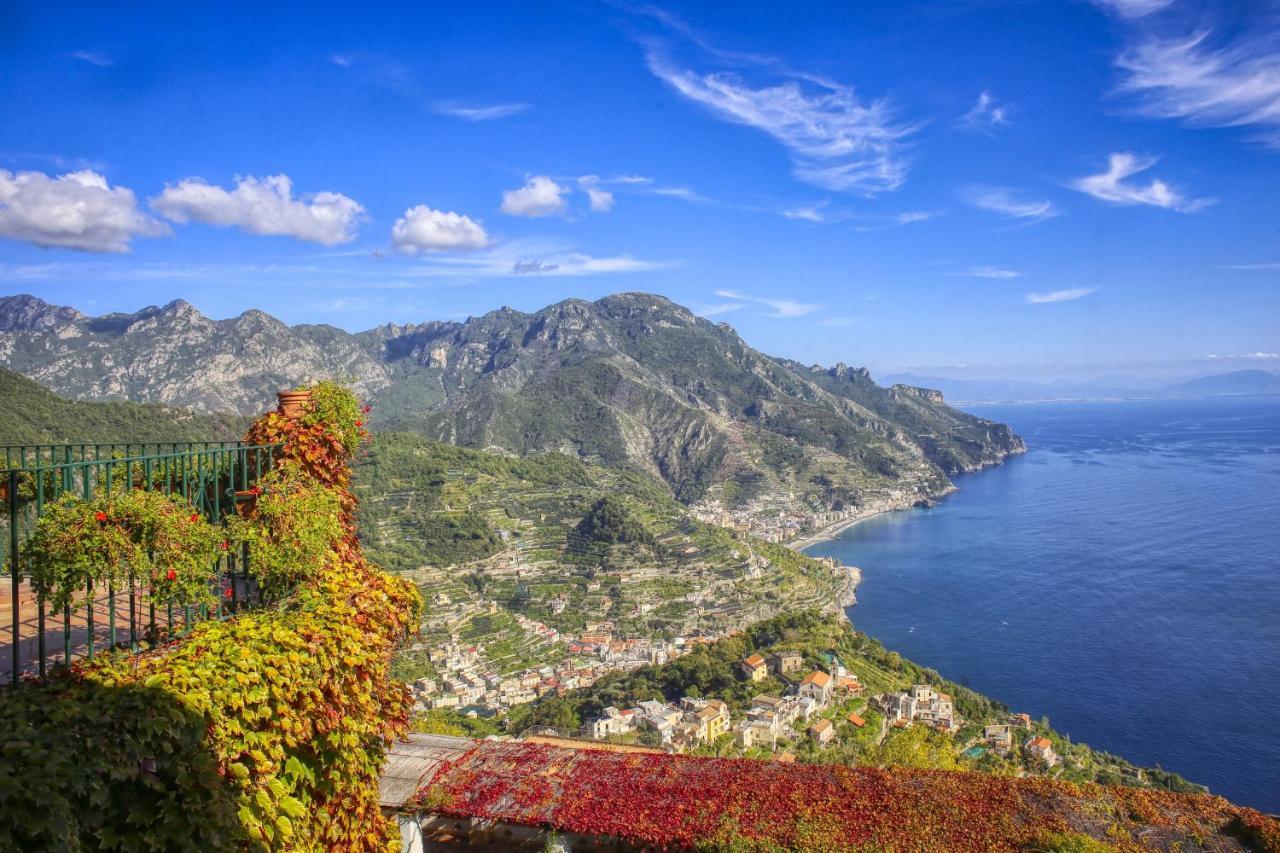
left=225, top=462, right=345, bottom=598
left=301, top=379, right=369, bottom=454
left=24, top=489, right=223, bottom=611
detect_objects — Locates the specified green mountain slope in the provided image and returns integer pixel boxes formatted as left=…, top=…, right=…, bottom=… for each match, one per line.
left=364, top=293, right=1024, bottom=506
left=0, top=367, right=248, bottom=446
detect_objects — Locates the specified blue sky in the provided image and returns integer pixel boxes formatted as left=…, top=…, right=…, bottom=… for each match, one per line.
left=1, top=0, right=1277, bottom=378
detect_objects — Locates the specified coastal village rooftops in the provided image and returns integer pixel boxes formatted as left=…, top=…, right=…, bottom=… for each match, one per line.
left=1029, top=737, right=1053, bottom=750
left=847, top=712, right=866, bottom=727
left=743, top=653, right=766, bottom=668
left=801, top=671, right=832, bottom=687
left=810, top=718, right=833, bottom=734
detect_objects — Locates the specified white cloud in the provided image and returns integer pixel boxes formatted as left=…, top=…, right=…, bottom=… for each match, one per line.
left=714, top=288, right=819, bottom=318
left=1025, top=287, right=1099, bottom=304
left=650, top=185, right=710, bottom=203
left=577, top=176, right=615, bottom=212
left=152, top=174, right=364, bottom=245
left=950, top=266, right=1023, bottom=279
left=434, top=102, right=530, bottom=121
left=391, top=205, right=489, bottom=254
left=70, top=50, right=114, bottom=67
left=692, top=302, right=745, bottom=317
left=500, top=175, right=569, bottom=217
left=1070, top=152, right=1211, bottom=211
left=959, top=91, right=1010, bottom=131
left=1207, top=351, right=1279, bottom=360
left=388, top=236, right=675, bottom=279
left=959, top=185, right=1061, bottom=222
left=896, top=210, right=937, bottom=224
left=646, top=50, right=913, bottom=195
left=1093, top=0, right=1174, bottom=19
left=782, top=204, right=827, bottom=222
left=1115, top=29, right=1280, bottom=147
left=0, top=169, right=168, bottom=253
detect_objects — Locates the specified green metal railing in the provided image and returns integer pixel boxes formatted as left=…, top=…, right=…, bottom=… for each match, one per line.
left=2, top=441, right=281, bottom=684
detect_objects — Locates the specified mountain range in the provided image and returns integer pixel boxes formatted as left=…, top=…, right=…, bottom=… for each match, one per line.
left=0, top=293, right=1023, bottom=508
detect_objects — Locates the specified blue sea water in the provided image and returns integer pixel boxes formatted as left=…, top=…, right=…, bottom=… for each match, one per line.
left=804, top=397, right=1280, bottom=813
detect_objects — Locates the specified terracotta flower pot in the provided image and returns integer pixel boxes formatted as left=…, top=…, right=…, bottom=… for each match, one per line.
left=277, top=390, right=311, bottom=420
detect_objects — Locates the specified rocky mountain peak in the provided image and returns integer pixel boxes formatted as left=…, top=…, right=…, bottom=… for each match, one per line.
left=0, top=294, right=85, bottom=331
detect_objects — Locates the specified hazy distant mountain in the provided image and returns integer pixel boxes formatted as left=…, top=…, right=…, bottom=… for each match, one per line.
left=882, top=370, right=1280, bottom=404
left=1162, top=369, right=1280, bottom=397
left=0, top=292, right=1023, bottom=505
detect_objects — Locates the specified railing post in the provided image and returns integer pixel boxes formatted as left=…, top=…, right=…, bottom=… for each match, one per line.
left=9, top=470, right=19, bottom=685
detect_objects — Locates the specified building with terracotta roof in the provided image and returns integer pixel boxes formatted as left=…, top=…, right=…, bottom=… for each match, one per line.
left=809, top=718, right=835, bottom=747
left=847, top=712, right=866, bottom=728
left=1024, top=735, right=1059, bottom=767
left=739, top=653, right=768, bottom=682
left=797, top=670, right=834, bottom=707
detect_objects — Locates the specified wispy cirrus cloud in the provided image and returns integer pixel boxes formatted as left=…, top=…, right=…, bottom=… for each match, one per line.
left=949, top=266, right=1023, bottom=279
left=1070, top=152, right=1212, bottom=212
left=958, top=185, right=1061, bottom=222
left=331, top=52, right=531, bottom=121
left=1093, top=0, right=1174, bottom=19
left=691, top=301, right=745, bottom=318
left=0, top=238, right=673, bottom=286
left=639, top=11, right=914, bottom=195
left=70, top=50, right=114, bottom=67
left=714, top=288, right=819, bottom=318
left=1111, top=24, right=1280, bottom=147
left=959, top=91, right=1010, bottom=132
left=781, top=203, right=828, bottom=222
left=1025, top=287, right=1099, bottom=304
left=433, top=101, right=530, bottom=121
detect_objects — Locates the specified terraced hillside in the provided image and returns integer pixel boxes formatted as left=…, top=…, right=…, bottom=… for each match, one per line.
left=353, top=434, right=848, bottom=683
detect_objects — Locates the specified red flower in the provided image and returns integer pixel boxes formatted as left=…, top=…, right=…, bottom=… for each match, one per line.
left=189, top=513, right=200, bottom=523
left=220, top=541, right=230, bottom=551
left=165, top=568, right=177, bottom=581
left=362, top=405, right=371, bottom=414
left=355, top=420, right=363, bottom=427
left=94, top=511, right=108, bottom=522
left=249, top=486, right=261, bottom=496
left=223, top=587, right=234, bottom=599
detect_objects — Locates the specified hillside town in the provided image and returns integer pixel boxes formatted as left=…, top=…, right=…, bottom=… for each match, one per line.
left=689, top=487, right=934, bottom=545
left=407, top=613, right=723, bottom=716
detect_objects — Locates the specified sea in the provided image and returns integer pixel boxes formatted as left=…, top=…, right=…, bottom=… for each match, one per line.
left=803, top=396, right=1280, bottom=813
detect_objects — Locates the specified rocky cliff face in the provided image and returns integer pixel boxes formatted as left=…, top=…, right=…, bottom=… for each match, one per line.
left=1, top=292, right=1024, bottom=505
left=0, top=295, right=391, bottom=414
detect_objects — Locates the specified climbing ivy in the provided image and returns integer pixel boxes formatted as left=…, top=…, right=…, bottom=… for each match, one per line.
left=0, top=383, right=422, bottom=851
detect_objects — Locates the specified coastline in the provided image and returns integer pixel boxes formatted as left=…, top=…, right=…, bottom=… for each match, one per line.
left=785, top=506, right=902, bottom=552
